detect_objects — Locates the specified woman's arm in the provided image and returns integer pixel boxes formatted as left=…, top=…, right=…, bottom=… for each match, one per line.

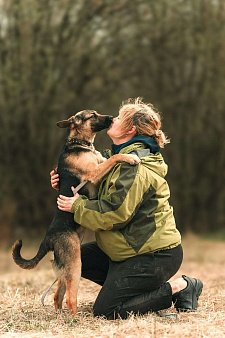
left=58, top=162, right=152, bottom=232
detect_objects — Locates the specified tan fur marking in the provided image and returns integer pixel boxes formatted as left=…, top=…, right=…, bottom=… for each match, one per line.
left=65, top=153, right=139, bottom=185
left=65, top=246, right=81, bottom=314
left=69, top=118, right=96, bottom=141
left=54, top=280, right=66, bottom=310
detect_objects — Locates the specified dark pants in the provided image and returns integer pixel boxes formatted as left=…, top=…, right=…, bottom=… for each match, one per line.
left=81, top=241, right=183, bottom=319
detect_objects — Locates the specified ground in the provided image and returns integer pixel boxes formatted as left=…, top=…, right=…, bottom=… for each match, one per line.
left=0, top=233, right=225, bottom=337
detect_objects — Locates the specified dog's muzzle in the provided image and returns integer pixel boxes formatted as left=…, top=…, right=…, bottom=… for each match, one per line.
left=92, top=115, right=114, bottom=132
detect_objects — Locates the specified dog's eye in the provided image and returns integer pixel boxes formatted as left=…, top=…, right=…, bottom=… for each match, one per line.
left=83, top=112, right=98, bottom=122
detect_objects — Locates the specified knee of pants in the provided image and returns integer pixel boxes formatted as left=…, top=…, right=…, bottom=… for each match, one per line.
left=93, top=299, right=107, bottom=318
left=93, top=301, right=130, bottom=320
left=93, top=298, right=118, bottom=320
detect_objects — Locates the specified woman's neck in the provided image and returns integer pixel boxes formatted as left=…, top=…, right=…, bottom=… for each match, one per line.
left=110, top=134, right=135, bottom=145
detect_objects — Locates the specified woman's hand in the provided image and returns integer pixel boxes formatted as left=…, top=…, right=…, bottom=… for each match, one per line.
left=57, top=187, right=80, bottom=212
left=50, top=169, right=59, bottom=191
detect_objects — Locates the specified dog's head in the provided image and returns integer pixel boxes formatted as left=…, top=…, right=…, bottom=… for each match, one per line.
left=57, top=110, right=113, bottom=137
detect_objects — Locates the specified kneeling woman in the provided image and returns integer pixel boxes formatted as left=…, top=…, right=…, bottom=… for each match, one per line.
left=53, top=98, right=203, bottom=319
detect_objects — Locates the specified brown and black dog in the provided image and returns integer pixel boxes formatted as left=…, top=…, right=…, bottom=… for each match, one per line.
left=12, top=110, right=139, bottom=314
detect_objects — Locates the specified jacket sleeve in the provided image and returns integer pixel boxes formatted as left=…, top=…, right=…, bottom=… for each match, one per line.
left=71, top=162, right=153, bottom=232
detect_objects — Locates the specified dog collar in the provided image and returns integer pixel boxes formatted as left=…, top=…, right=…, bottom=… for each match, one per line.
left=66, top=138, right=93, bottom=148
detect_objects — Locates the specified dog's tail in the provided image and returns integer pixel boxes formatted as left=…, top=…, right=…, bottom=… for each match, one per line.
left=12, top=239, right=49, bottom=269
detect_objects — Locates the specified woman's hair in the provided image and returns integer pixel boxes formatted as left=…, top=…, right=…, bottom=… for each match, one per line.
left=119, top=97, right=170, bottom=148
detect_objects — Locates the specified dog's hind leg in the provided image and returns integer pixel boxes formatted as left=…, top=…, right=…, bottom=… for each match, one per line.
left=61, top=234, right=82, bottom=315
left=65, top=251, right=82, bottom=314
left=54, top=279, right=66, bottom=310
left=54, top=233, right=82, bottom=314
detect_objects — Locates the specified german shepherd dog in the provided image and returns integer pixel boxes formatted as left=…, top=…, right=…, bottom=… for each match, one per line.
left=12, top=110, right=140, bottom=314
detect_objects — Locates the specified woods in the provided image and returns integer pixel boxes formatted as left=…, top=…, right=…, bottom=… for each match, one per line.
left=0, top=0, right=225, bottom=240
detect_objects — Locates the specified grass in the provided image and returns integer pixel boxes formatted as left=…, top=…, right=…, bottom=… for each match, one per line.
left=0, top=233, right=225, bottom=337
left=201, top=229, right=225, bottom=241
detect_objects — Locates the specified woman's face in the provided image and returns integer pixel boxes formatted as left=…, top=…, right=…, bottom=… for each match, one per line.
left=107, top=110, right=136, bottom=144
left=107, top=113, right=124, bottom=143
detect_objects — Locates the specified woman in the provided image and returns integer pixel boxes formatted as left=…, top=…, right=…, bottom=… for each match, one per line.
left=51, top=98, right=203, bottom=319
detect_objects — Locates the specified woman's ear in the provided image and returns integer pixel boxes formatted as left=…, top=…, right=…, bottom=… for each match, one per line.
left=126, top=126, right=136, bottom=136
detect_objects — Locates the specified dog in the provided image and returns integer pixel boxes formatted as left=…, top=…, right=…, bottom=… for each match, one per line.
left=12, top=110, right=140, bottom=314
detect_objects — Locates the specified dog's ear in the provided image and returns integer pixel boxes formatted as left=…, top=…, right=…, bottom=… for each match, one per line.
left=57, top=116, right=81, bottom=128
left=56, top=119, right=71, bottom=128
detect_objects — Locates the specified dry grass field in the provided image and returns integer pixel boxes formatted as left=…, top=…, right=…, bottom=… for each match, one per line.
left=0, top=233, right=225, bottom=337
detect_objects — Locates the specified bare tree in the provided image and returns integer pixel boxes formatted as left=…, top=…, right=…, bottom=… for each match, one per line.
left=0, top=0, right=225, bottom=239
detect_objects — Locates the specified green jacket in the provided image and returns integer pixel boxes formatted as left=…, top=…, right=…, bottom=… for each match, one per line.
left=71, top=142, right=181, bottom=261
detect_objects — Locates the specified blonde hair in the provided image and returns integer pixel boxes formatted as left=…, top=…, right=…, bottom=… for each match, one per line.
left=119, top=97, right=170, bottom=148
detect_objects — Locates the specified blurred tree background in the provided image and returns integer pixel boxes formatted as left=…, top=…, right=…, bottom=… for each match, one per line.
left=0, top=0, right=225, bottom=243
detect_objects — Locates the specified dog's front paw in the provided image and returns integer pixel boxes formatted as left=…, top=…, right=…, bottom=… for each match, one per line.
left=126, top=154, right=141, bottom=165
